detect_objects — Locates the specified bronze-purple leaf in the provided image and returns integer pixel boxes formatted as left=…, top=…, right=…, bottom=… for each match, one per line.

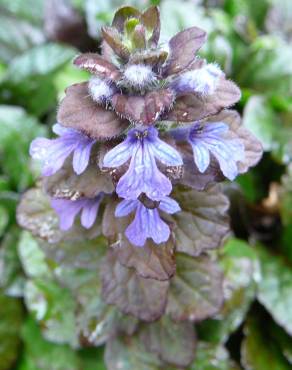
left=173, top=185, right=230, bottom=257
left=112, top=236, right=176, bottom=281
left=166, top=253, right=224, bottom=321
left=73, top=53, right=121, bottom=81
left=101, top=26, right=130, bottom=61
left=141, top=6, right=161, bottom=47
left=111, top=6, right=141, bottom=32
left=43, top=158, right=114, bottom=200
left=57, top=82, right=129, bottom=140
left=111, top=89, right=175, bottom=125
left=140, top=317, right=196, bottom=367
left=101, top=250, right=169, bottom=321
left=102, top=198, right=131, bottom=239
left=129, top=49, right=168, bottom=69
left=164, top=79, right=241, bottom=123
left=163, top=26, right=206, bottom=76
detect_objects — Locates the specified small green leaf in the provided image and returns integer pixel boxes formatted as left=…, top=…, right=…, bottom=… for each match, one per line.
left=0, top=227, right=24, bottom=296
left=198, top=238, right=259, bottom=344
left=243, top=95, right=280, bottom=152
left=191, top=342, right=240, bottom=370
left=3, top=43, right=76, bottom=83
left=256, top=245, right=292, bottom=336
left=0, top=105, right=46, bottom=190
left=0, top=293, right=23, bottom=370
left=24, top=278, right=78, bottom=346
left=18, top=317, right=80, bottom=370
left=18, top=231, right=51, bottom=279
left=241, top=313, right=291, bottom=370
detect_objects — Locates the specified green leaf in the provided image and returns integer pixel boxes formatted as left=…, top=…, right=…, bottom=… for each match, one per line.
left=18, top=317, right=80, bottom=370
left=0, top=0, right=44, bottom=26
left=0, top=205, right=8, bottom=237
left=78, top=347, right=106, bottom=370
left=243, top=95, right=280, bottom=152
left=241, top=314, right=291, bottom=370
left=198, top=238, right=259, bottom=344
left=269, top=320, right=292, bottom=365
left=18, top=231, right=51, bottom=279
left=160, top=0, right=214, bottom=41
left=191, top=342, right=240, bottom=370
left=280, top=164, right=292, bottom=225
left=3, top=43, right=76, bottom=83
left=166, top=253, right=224, bottom=321
left=0, top=10, right=44, bottom=64
left=24, top=278, right=78, bottom=346
left=0, top=105, right=46, bottom=190
left=0, top=293, right=23, bottom=370
left=256, top=245, right=292, bottom=336
left=0, top=227, right=24, bottom=296
left=237, top=37, right=292, bottom=95
left=0, top=44, right=76, bottom=116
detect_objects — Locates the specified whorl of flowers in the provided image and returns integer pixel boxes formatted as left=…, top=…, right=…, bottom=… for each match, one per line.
left=17, top=6, right=263, bottom=367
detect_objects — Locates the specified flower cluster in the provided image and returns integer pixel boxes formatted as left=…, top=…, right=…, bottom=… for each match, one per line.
left=17, top=6, right=264, bottom=367
left=27, top=5, right=262, bottom=248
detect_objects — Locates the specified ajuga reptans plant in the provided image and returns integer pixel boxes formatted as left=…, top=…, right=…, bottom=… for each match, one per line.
left=17, top=6, right=263, bottom=369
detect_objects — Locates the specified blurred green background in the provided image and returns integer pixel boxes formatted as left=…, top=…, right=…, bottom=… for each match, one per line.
left=0, top=0, right=292, bottom=369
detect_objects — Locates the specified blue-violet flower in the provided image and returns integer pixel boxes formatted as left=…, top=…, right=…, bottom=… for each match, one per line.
left=51, top=194, right=103, bottom=230
left=103, top=126, right=183, bottom=201
left=188, top=121, right=244, bottom=180
left=115, top=196, right=180, bottom=246
left=30, top=123, right=96, bottom=176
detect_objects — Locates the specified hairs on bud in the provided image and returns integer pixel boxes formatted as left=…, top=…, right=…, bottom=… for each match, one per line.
left=88, top=77, right=115, bottom=103
left=171, top=63, right=224, bottom=96
left=121, top=64, right=157, bottom=89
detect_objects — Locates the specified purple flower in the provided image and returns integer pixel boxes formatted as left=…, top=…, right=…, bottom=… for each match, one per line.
left=170, top=63, right=223, bottom=95
left=51, top=194, right=103, bottom=231
left=103, top=126, right=183, bottom=201
left=115, top=196, right=181, bottom=247
left=30, top=124, right=96, bottom=176
left=188, top=122, right=244, bottom=180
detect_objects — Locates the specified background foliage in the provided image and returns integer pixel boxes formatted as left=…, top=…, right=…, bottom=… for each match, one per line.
left=0, top=0, right=291, bottom=369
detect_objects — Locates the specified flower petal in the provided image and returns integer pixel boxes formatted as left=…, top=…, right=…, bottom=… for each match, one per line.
left=80, top=198, right=101, bottom=229
left=190, top=142, right=210, bottom=173
left=30, top=137, right=76, bottom=176
left=115, top=199, right=138, bottom=217
left=51, top=198, right=84, bottom=230
left=72, top=139, right=95, bottom=175
left=52, top=123, right=76, bottom=136
left=148, top=138, right=183, bottom=166
left=159, top=197, right=181, bottom=214
left=116, top=144, right=172, bottom=200
left=189, top=121, right=245, bottom=180
left=125, top=204, right=170, bottom=246
left=103, top=139, right=134, bottom=167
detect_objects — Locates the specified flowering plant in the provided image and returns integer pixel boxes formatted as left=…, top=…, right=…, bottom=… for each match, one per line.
left=17, top=5, right=263, bottom=368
